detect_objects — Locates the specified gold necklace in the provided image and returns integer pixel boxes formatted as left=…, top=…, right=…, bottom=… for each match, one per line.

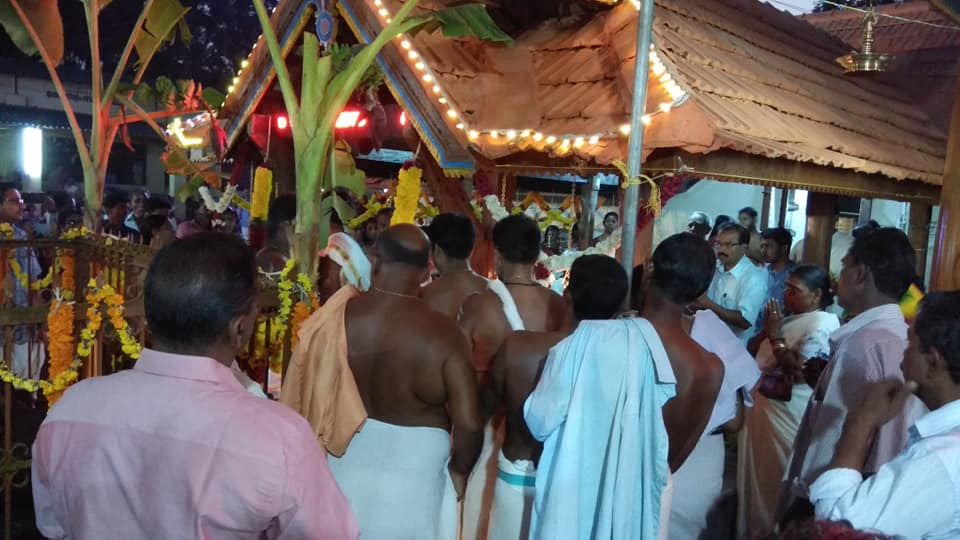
left=372, top=287, right=419, bottom=299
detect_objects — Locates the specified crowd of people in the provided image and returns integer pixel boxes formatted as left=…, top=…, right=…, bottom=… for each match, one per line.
left=5, top=176, right=959, bottom=539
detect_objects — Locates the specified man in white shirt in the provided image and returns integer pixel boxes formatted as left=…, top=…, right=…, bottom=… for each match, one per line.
left=778, top=227, right=926, bottom=521
left=810, top=291, right=960, bottom=539
left=695, top=223, right=768, bottom=343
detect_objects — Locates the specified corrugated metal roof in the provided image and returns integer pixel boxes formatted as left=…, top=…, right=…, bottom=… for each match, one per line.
left=385, top=0, right=945, bottom=184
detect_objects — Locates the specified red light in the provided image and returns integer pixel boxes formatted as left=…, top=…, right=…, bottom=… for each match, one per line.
left=399, top=111, right=407, bottom=126
left=275, top=115, right=289, bottom=130
left=358, top=118, right=368, bottom=128
left=335, top=110, right=362, bottom=129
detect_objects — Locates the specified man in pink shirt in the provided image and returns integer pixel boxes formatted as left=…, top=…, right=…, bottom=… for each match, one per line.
left=777, top=227, right=926, bottom=522
left=31, top=233, right=358, bottom=539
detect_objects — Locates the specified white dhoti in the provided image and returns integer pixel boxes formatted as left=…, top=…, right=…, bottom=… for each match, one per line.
left=327, top=419, right=456, bottom=540
left=736, top=385, right=812, bottom=539
left=668, top=433, right=725, bottom=540
left=461, top=419, right=503, bottom=540
left=488, top=450, right=536, bottom=540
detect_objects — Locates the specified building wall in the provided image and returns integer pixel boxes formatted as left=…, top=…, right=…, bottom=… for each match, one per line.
left=653, top=179, right=767, bottom=245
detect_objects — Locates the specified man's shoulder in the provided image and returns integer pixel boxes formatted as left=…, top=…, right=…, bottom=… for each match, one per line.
left=841, top=325, right=906, bottom=353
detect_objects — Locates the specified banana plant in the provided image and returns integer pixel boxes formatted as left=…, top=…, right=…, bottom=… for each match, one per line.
left=0, top=0, right=202, bottom=229
left=251, top=0, right=511, bottom=278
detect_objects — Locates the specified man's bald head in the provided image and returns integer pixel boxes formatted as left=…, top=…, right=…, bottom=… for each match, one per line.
left=377, top=224, right=431, bottom=269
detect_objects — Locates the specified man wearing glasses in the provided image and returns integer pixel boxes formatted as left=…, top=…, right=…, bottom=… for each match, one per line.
left=693, top=222, right=769, bottom=344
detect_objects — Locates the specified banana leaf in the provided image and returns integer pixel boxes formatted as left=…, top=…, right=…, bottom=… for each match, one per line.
left=406, top=4, right=512, bottom=43
left=133, top=0, right=190, bottom=69
left=0, top=0, right=64, bottom=64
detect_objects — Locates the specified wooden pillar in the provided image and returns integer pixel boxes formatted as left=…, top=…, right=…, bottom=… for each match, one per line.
left=909, top=202, right=933, bottom=284
left=858, top=198, right=873, bottom=225
left=760, top=187, right=772, bottom=229
left=932, top=79, right=960, bottom=291
left=803, top=192, right=837, bottom=269
left=777, top=188, right=789, bottom=227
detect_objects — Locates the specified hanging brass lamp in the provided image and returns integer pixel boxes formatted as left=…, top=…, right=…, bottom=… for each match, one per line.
left=837, top=7, right=895, bottom=73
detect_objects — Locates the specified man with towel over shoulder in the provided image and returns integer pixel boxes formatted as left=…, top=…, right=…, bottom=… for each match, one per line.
left=524, top=255, right=677, bottom=540
left=285, top=224, right=483, bottom=540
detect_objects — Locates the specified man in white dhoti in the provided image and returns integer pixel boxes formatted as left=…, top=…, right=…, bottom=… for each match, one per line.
left=459, top=214, right=568, bottom=540
left=525, top=255, right=677, bottom=540
left=327, top=225, right=484, bottom=539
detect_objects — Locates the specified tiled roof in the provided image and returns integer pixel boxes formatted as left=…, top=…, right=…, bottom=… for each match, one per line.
left=387, top=0, right=945, bottom=184
left=802, top=1, right=960, bottom=134
left=802, top=1, right=960, bottom=52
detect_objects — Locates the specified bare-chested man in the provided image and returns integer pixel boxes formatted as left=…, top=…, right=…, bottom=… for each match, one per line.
left=330, top=224, right=483, bottom=539
left=461, top=214, right=571, bottom=374
left=484, top=256, right=633, bottom=539
left=422, top=213, right=488, bottom=319
left=637, top=233, right=725, bottom=473
left=459, top=214, right=570, bottom=540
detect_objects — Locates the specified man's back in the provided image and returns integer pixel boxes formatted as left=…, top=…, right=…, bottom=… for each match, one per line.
left=491, top=331, right=565, bottom=463
left=650, top=320, right=724, bottom=471
left=507, top=283, right=570, bottom=333
left=422, top=271, right=489, bottom=320
left=345, top=293, right=472, bottom=429
left=338, top=292, right=480, bottom=539
left=32, top=350, right=355, bottom=540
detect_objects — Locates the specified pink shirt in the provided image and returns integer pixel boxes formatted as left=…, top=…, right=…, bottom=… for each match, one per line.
left=32, top=349, right=358, bottom=540
left=784, top=304, right=927, bottom=495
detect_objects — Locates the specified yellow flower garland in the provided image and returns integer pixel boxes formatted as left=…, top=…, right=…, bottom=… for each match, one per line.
left=391, top=166, right=422, bottom=226
left=0, top=279, right=142, bottom=396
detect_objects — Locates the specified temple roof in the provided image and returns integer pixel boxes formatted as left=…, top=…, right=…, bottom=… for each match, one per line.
left=222, top=0, right=948, bottom=194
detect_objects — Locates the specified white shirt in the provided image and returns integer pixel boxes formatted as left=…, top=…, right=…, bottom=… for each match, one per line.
left=784, top=304, right=927, bottom=495
left=706, top=256, right=769, bottom=343
left=810, top=398, right=960, bottom=539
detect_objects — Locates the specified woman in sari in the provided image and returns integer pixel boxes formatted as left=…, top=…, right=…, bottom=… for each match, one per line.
left=737, top=264, right=840, bottom=539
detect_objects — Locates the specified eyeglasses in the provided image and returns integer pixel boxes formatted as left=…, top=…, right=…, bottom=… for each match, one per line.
left=718, top=241, right=744, bottom=249
left=3, top=198, right=23, bottom=205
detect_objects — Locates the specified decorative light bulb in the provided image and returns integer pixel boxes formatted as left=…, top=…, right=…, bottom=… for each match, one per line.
left=619, top=124, right=631, bottom=135
left=422, top=74, right=433, bottom=82
left=532, top=132, right=544, bottom=141
left=408, top=50, right=419, bottom=60
left=490, top=130, right=499, bottom=139
left=545, top=135, right=557, bottom=144
left=641, top=115, right=652, bottom=125
left=401, top=40, right=411, bottom=49
left=378, top=8, right=388, bottom=16
left=468, top=130, right=479, bottom=140
left=506, top=130, right=517, bottom=140
left=447, top=109, right=458, bottom=119
left=573, top=137, right=584, bottom=148
left=589, top=135, right=600, bottom=145
left=659, top=102, right=672, bottom=113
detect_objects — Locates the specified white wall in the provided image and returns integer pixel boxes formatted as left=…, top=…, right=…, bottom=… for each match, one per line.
left=652, top=179, right=764, bottom=245
left=870, top=199, right=908, bottom=229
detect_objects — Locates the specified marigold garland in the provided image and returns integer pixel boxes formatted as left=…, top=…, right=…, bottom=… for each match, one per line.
left=391, top=165, right=422, bottom=226
left=251, top=166, right=273, bottom=221
left=44, top=297, right=75, bottom=405
left=0, top=279, right=143, bottom=396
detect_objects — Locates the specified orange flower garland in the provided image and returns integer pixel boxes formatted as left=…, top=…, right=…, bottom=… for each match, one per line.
left=290, top=293, right=318, bottom=348
left=44, top=298, right=75, bottom=406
